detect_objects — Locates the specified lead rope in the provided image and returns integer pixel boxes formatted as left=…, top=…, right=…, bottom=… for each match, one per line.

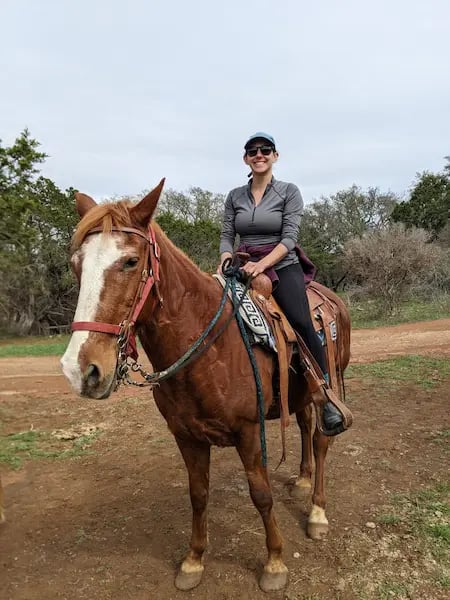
left=230, top=276, right=267, bottom=468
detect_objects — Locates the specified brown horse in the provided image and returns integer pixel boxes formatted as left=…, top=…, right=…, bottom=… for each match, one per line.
left=61, top=180, right=351, bottom=593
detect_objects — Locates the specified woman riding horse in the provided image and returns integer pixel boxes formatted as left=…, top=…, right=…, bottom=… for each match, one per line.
left=61, top=176, right=352, bottom=593
left=219, top=132, right=352, bottom=436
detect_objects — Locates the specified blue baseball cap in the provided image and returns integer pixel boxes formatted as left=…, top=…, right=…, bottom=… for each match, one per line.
left=244, top=132, right=276, bottom=150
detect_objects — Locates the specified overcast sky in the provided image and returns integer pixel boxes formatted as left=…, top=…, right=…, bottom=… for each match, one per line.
left=1, top=0, right=449, bottom=204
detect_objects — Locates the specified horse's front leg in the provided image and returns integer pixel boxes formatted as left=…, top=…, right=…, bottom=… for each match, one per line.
left=237, top=423, right=288, bottom=593
left=174, top=439, right=211, bottom=591
left=307, top=428, right=330, bottom=540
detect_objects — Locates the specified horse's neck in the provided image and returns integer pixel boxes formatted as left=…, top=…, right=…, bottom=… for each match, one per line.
left=139, top=230, right=220, bottom=368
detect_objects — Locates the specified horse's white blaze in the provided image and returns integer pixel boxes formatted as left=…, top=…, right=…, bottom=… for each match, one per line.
left=61, top=235, right=124, bottom=392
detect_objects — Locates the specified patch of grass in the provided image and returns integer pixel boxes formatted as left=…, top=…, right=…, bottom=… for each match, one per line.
left=0, top=336, right=69, bottom=358
left=0, top=428, right=101, bottom=469
left=427, top=523, right=450, bottom=544
left=414, top=482, right=450, bottom=505
left=346, top=355, right=450, bottom=388
left=348, top=295, right=450, bottom=329
left=75, top=527, right=91, bottom=545
left=0, top=431, right=52, bottom=468
left=381, top=482, right=450, bottom=585
left=437, top=573, right=450, bottom=588
left=0, top=333, right=146, bottom=358
left=377, top=580, right=411, bottom=599
left=433, top=429, right=450, bottom=453
left=377, top=513, right=402, bottom=526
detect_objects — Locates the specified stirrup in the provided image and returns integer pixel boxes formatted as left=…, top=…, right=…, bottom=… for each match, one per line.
left=312, top=386, right=353, bottom=437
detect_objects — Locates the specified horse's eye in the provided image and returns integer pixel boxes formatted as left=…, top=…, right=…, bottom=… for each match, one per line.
left=123, top=257, right=139, bottom=270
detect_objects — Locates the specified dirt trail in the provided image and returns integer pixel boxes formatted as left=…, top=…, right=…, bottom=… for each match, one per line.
left=1, top=319, right=450, bottom=392
left=349, top=317, right=450, bottom=363
left=0, top=319, right=449, bottom=600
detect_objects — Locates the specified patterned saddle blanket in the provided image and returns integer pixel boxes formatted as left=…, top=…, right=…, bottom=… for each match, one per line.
left=213, top=274, right=340, bottom=359
left=213, top=274, right=276, bottom=351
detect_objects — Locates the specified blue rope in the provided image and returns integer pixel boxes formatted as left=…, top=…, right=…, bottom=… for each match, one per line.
left=230, top=277, right=267, bottom=467
left=143, top=277, right=232, bottom=383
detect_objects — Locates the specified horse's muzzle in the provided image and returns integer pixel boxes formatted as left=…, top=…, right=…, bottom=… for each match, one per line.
left=81, top=363, right=117, bottom=399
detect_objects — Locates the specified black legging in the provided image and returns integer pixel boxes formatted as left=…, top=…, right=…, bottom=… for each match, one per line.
left=272, top=263, right=328, bottom=375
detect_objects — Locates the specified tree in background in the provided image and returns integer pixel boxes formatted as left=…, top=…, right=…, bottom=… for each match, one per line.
left=342, top=224, right=443, bottom=314
left=156, top=187, right=224, bottom=272
left=300, top=185, right=398, bottom=289
left=0, top=130, right=77, bottom=335
left=1, top=128, right=447, bottom=334
left=158, top=186, right=225, bottom=225
left=391, top=160, right=450, bottom=241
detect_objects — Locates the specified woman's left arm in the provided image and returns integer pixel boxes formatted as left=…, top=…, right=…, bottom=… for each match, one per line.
left=280, top=183, right=303, bottom=250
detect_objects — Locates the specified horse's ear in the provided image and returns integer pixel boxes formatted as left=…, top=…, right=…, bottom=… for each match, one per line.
left=131, top=178, right=166, bottom=227
left=75, top=192, right=97, bottom=218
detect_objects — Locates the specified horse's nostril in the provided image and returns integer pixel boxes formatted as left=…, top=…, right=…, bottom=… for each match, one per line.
left=85, top=363, right=101, bottom=387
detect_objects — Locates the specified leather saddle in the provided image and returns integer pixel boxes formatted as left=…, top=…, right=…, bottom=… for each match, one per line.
left=229, top=253, right=352, bottom=440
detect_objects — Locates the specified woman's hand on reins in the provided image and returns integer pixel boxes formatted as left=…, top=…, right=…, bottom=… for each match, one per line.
left=240, top=260, right=267, bottom=278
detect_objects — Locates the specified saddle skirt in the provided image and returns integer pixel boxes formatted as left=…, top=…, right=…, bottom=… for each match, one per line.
left=212, top=272, right=345, bottom=403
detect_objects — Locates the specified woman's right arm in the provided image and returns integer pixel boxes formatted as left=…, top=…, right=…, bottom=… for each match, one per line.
left=217, top=192, right=235, bottom=272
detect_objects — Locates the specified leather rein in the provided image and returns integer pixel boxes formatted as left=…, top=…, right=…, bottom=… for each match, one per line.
left=71, top=224, right=163, bottom=376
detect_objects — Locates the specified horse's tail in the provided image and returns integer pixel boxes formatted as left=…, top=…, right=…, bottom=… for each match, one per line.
left=332, top=291, right=351, bottom=372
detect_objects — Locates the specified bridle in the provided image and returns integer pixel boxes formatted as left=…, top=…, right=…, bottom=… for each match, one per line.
left=70, top=225, right=255, bottom=393
left=71, top=224, right=162, bottom=379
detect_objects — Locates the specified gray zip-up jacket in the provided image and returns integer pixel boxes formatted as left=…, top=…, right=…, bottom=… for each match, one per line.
left=219, top=177, right=304, bottom=270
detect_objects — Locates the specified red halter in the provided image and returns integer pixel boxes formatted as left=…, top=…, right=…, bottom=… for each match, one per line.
left=71, top=224, right=162, bottom=360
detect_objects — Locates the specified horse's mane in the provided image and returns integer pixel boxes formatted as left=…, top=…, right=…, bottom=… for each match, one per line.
left=71, top=200, right=212, bottom=283
left=72, top=200, right=135, bottom=251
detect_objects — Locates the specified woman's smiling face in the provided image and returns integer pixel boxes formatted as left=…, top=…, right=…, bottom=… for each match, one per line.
left=243, top=140, right=278, bottom=175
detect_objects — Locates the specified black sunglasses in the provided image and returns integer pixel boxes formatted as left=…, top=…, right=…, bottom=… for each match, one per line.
left=246, top=145, right=274, bottom=157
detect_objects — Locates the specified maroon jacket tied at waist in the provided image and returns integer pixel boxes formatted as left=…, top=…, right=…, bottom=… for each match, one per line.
left=237, top=242, right=317, bottom=287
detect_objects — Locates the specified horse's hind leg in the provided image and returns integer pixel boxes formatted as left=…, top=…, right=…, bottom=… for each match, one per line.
left=307, top=428, right=330, bottom=540
left=237, top=424, right=288, bottom=593
left=291, top=404, right=313, bottom=498
left=174, top=440, right=211, bottom=591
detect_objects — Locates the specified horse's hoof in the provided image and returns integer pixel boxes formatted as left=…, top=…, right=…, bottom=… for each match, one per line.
left=290, top=478, right=312, bottom=499
left=259, top=567, right=288, bottom=592
left=307, top=521, right=329, bottom=540
left=175, top=567, right=204, bottom=591
left=307, top=504, right=329, bottom=540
